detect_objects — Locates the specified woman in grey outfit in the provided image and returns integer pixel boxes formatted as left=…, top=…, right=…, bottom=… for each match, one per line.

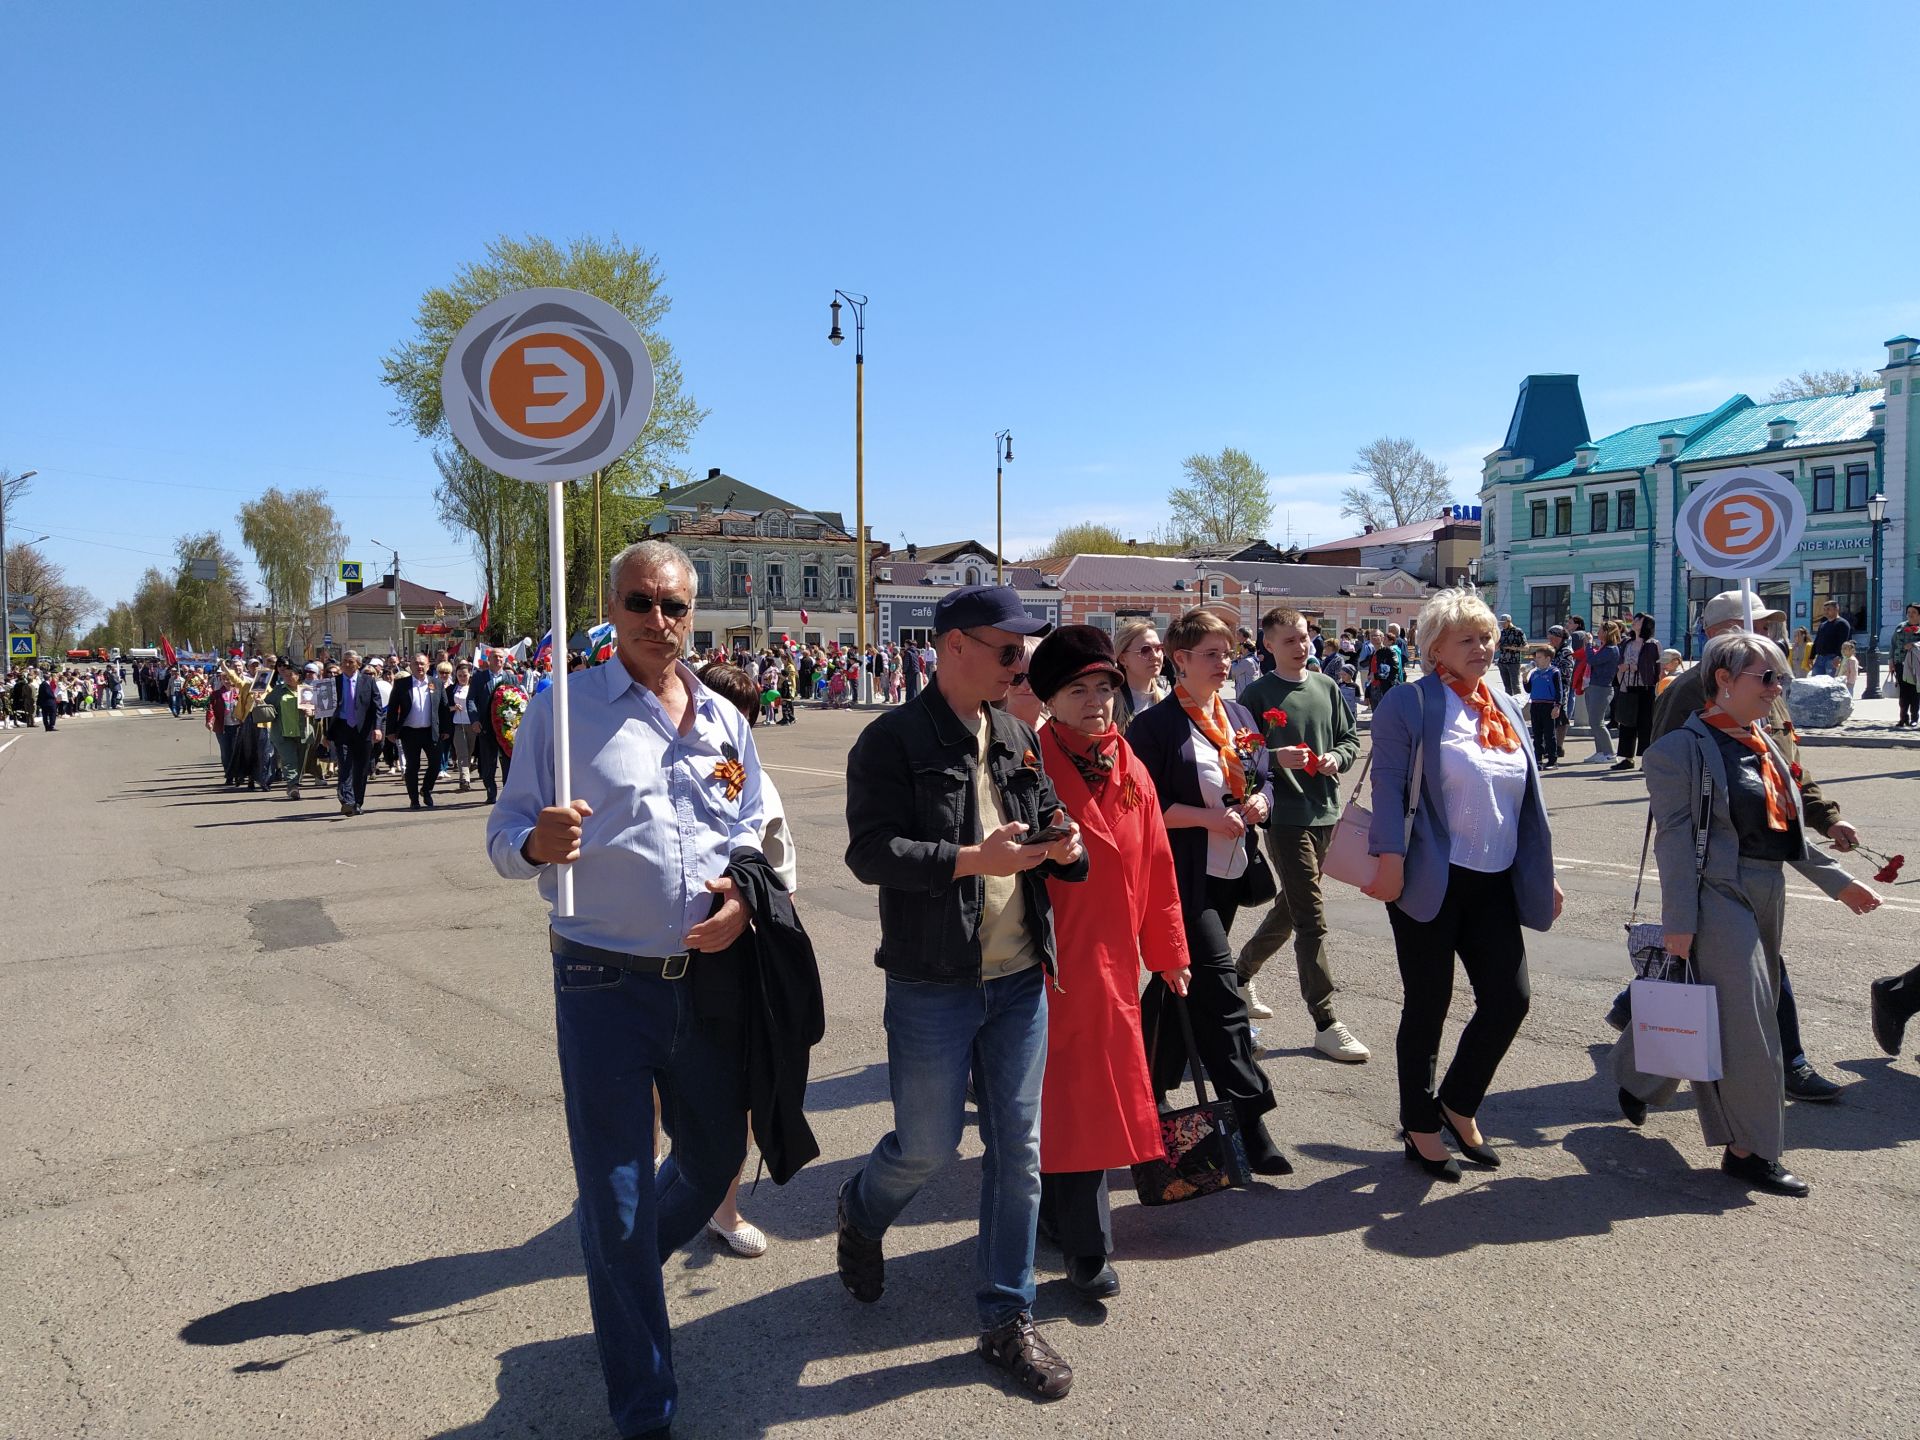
left=1613, top=631, right=1880, bottom=1196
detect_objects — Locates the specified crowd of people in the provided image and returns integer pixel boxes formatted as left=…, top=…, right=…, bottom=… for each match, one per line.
left=3, top=664, right=122, bottom=729
left=466, top=536, right=1908, bottom=1437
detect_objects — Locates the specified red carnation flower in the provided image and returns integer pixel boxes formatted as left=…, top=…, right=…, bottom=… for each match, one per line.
left=1876, top=855, right=1906, bottom=884
left=1263, top=707, right=1287, bottom=728
left=1789, top=762, right=1802, bottom=781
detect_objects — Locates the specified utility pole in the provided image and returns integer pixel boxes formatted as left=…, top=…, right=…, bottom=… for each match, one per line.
left=1, top=469, right=37, bottom=668
left=370, top=540, right=403, bottom=658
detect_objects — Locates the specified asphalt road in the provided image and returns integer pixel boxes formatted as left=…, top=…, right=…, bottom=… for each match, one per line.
left=3, top=704, right=1918, bottom=1439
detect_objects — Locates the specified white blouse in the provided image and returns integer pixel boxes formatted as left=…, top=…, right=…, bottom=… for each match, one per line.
left=1437, top=686, right=1528, bottom=873
left=1189, top=719, right=1250, bottom=881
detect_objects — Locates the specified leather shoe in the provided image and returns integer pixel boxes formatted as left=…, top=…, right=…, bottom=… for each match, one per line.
left=1066, top=1255, right=1120, bottom=1299
left=1437, top=1108, right=1500, bottom=1167
left=1784, top=1061, right=1841, bottom=1102
left=1721, top=1148, right=1809, bottom=1197
left=1402, top=1134, right=1462, bottom=1182
left=1618, top=1087, right=1647, bottom=1128
left=1870, top=977, right=1910, bottom=1056
left=1242, top=1118, right=1294, bottom=1176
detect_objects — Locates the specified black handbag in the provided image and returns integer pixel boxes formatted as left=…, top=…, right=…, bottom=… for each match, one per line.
left=1238, top=825, right=1277, bottom=906
left=1132, top=991, right=1252, bottom=1206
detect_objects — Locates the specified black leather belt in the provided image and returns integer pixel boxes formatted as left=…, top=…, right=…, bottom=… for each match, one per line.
left=549, top=930, right=691, bottom=980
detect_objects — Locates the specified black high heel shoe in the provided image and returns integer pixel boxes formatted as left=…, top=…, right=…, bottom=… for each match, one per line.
left=1437, top=1109, right=1501, bottom=1168
left=1402, top=1133, right=1462, bottom=1182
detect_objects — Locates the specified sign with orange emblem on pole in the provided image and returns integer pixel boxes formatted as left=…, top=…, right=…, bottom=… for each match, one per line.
left=1674, top=466, right=1807, bottom=630
left=442, top=288, right=657, bottom=916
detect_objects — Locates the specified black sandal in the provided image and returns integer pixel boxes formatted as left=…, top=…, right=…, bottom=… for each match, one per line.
left=979, top=1312, right=1073, bottom=1399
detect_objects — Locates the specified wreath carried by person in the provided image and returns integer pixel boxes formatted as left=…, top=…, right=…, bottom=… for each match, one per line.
left=491, top=678, right=528, bottom=756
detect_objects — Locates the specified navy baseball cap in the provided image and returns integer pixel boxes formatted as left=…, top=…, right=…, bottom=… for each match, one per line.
left=932, top=584, right=1053, bottom=637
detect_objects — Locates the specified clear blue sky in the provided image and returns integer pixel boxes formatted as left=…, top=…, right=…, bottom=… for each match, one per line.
left=6, top=1, right=1917, bottom=626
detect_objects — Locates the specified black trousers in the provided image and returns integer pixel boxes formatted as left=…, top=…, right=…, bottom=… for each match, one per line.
left=476, top=732, right=511, bottom=799
left=335, top=731, right=373, bottom=809
left=1039, top=1170, right=1112, bottom=1260
left=400, top=727, right=438, bottom=802
left=1387, top=865, right=1532, bottom=1133
left=1899, top=680, right=1919, bottom=726
left=1615, top=687, right=1653, bottom=761
left=1143, top=875, right=1276, bottom=1128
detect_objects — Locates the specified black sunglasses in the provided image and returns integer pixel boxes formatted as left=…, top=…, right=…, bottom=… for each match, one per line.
left=1009, top=673, right=1031, bottom=688
left=960, top=630, right=1025, bottom=668
left=621, top=590, right=693, bottom=620
left=1737, top=668, right=1781, bottom=688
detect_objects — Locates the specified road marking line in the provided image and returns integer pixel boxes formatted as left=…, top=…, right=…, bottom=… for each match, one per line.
left=1557, top=855, right=1920, bottom=914
left=0, top=736, right=19, bottom=758
left=765, top=764, right=849, bottom=780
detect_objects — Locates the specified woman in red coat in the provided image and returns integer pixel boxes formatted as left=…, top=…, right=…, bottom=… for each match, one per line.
left=1029, top=625, right=1191, bottom=1299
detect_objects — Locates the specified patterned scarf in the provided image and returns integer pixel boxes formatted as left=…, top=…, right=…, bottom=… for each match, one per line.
left=1432, top=661, right=1521, bottom=752
left=1701, top=703, right=1793, bottom=832
left=1050, top=720, right=1120, bottom=793
left=1175, top=683, right=1246, bottom=800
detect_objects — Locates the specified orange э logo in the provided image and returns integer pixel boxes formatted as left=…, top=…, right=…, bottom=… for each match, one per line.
left=1701, top=493, right=1775, bottom=556
left=488, top=332, right=607, bottom=440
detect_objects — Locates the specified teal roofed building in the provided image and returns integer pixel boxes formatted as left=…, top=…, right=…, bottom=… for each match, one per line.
left=1479, top=334, right=1918, bottom=671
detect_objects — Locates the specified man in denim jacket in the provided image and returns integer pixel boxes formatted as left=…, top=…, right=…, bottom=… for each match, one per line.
left=838, top=585, right=1088, bottom=1400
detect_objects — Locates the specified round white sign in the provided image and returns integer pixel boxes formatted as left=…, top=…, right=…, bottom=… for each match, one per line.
left=440, top=287, right=657, bottom=484
left=1674, top=466, right=1807, bottom=577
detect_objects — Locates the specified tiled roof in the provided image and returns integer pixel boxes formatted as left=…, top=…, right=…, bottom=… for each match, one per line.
left=659, top=471, right=850, bottom=536
left=1297, top=516, right=1476, bottom=553
left=334, top=578, right=469, bottom=612
left=880, top=540, right=1005, bottom=565
left=1532, top=407, right=1724, bottom=480
left=1056, top=554, right=1367, bottom=595
left=1207, top=560, right=1368, bottom=590
left=1678, top=388, right=1881, bottom=461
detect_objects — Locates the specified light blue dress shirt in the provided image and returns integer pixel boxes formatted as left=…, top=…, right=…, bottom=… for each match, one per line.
left=486, top=658, right=767, bottom=955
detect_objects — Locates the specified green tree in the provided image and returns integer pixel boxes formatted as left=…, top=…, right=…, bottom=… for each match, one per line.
left=129, top=567, right=175, bottom=647
left=4, top=541, right=95, bottom=650
left=381, top=234, right=706, bottom=633
left=1028, top=523, right=1184, bottom=560
left=1342, top=437, right=1455, bottom=531
left=170, top=532, right=247, bottom=653
left=1767, top=368, right=1883, bottom=401
left=237, top=486, right=347, bottom=654
left=1169, top=447, right=1273, bottom=546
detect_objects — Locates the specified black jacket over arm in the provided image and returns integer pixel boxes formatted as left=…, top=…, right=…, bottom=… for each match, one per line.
left=723, top=848, right=825, bottom=1185
left=1125, top=692, right=1275, bottom=921
left=844, top=681, right=1089, bottom=984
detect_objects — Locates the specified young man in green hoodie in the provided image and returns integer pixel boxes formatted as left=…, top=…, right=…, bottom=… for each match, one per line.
left=1235, top=607, right=1368, bottom=1061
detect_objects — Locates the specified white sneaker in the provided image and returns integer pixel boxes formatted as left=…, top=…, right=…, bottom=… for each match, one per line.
left=1245, top=981, right=1274, bottom=1020
left=1314, top=1021, right=1371, bottom=1063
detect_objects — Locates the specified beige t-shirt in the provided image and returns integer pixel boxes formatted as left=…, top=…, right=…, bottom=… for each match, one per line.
left=969, top=708, right=1039, bottom=980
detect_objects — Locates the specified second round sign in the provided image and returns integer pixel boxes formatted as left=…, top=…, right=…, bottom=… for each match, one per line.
left=440, top=287, right=657, bottom=484
left=1674, top=466, right=1806, bottom=577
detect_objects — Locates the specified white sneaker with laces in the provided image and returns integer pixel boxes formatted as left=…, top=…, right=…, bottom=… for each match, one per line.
left=1245, top=981, right=1274, bottom=1020
left=1314, top=1020, right=1370, bottom=1063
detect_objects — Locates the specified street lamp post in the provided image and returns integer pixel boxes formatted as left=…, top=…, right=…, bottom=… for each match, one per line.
left=994, top=430, right=1013, bottom=585
left=828, top=290, right=872, bottom=703
left=1, top=469, right=38, bottom=664
left=1866, top=491, right=1889, bottom=698
left=1467, top=556, right=1481, bottom=596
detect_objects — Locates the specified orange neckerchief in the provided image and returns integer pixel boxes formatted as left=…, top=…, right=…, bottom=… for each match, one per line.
left=1701, top=704, right=1793, bottom=832
left=1175, top=683, right=1246, bottom=800
left=1432, top=662, right=1521, bottom=752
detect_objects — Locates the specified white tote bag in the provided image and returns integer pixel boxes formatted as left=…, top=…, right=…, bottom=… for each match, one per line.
left=1628, top=966, right=1723, bottom=1082
left=1321, top=687, right=1423, bottom=892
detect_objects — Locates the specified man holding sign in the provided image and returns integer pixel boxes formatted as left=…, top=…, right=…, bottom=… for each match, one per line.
left=486, top=538, right=765, bottom=1438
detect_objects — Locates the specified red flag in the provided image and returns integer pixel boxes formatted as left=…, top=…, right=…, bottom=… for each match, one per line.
left=476, top=592, right=490, bottom=635
left=160, top=635, right=177, bottom=666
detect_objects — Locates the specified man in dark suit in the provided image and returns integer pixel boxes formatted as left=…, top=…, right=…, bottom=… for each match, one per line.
left=386, top=651, right=444, bottom=810
left=36, top=672, right=58, bottom=731
left=329, top=650, right=381, bottom=816
left=468, top=648, right=510, bottom=804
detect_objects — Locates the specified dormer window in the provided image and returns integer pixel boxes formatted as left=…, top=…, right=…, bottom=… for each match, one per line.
left=761, top=510, right=790, bottom=537
left=1573, top=444, right=1598, bottom=472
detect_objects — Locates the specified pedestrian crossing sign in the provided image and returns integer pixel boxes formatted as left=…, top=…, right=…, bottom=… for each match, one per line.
left=8, top=633, right=35, bottom=660
left=339, top=561, right=363, bottom=585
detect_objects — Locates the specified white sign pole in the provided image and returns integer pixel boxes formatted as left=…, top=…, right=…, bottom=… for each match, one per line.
left=547, top=480, right=575, bottom=917
left=1742, top=578, right=1755, bottom=632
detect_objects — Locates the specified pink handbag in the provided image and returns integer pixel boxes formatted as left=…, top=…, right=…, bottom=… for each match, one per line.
left=1320, top=687, right=1423, bottom=891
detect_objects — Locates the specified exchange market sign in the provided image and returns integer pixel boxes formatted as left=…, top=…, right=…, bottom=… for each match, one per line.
left=1675, top=467, right=1806, bottom=577
left=440, top=288, right=657, bottom=484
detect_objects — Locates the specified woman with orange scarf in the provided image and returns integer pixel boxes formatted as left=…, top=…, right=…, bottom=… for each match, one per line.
left=1612, top=631, right=1879, bottom=1197
left=1364, top=590, right=1563, bottom=1180
left=1028, top=626, right=1191, bottom=1297
left=1125, top=607, right=1292, bottom=1177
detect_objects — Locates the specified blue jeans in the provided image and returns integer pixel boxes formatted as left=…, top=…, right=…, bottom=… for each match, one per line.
left=552, top=955, right=748, bottom=1437
left=1812, top=654, right=1839, bottom=677
left=847, top=966, right=1047, bottom=1327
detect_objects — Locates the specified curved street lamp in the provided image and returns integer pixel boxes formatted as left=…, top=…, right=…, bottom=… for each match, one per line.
left=828, top=290, right=872, bottom=703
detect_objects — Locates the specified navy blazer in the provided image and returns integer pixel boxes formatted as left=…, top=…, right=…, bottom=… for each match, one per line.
left=1366, top=672, right=1557, bottom=930
left=1125, top=692, right=1276, bottom=922
left=329, top=670, right=382, bottom=741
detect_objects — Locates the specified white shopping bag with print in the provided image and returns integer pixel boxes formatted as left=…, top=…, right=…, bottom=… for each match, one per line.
left=1628, top=972, right=1723, bottom=1083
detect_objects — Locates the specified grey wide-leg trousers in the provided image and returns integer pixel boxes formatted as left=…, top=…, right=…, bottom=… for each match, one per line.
left=1613, top=859, right=1786, bottom=1160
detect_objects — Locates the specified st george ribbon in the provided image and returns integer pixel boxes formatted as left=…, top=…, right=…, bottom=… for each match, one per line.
left=441, top=288, right=657, bottom=915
